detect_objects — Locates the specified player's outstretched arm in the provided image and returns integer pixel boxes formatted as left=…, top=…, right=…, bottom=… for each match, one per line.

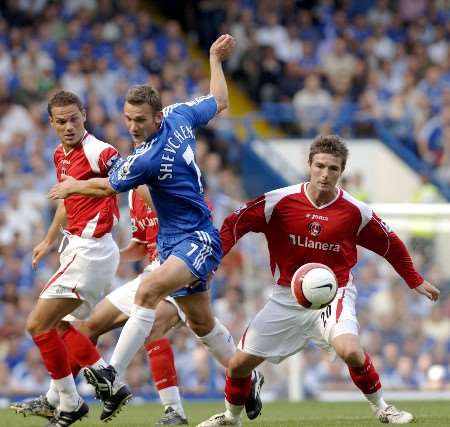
left=358, top=213, right=441, bottom=301
left=414, top=280, right=440, bottom=301
left=209, top=34, right=236, bottom=114
left=32, top=200, right=66, bottom=270
left=48, top=174, right=116, bottom=199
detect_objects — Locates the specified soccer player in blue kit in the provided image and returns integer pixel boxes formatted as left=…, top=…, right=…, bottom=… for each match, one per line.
left=49, top=34, right=263, bottom=423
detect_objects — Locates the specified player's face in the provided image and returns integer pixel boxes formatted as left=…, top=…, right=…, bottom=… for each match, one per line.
left=123, top=102, right=163, bottom=146
left=49, top=104, right=86, bottom=150
left=308, top=153, right=343, bottom=193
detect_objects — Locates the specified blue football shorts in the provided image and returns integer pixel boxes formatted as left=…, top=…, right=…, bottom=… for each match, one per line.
left=157, top=226, right=222, bottom=297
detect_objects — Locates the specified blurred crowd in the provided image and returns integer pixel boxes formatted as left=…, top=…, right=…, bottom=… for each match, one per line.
left=0, top=0, right=449, bottom=404
left=162, top=0, right=450, bottom=184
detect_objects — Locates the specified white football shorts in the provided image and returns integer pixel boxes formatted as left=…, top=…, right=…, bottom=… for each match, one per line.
left=40, top=233, right=120, bottom=321
left=106, top=260, right=186, bottom=326
left=238, top=282, right=359, bottom=364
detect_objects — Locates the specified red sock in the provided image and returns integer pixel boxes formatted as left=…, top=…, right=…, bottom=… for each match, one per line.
left=61, top=325, right=101, bottom=367
left=224, top=373, right=252, bottom=406
left=145, top=338, right=178, bottom=390
left=33, top=330, right=71, bottom=379
left=68, top=355, right=82, bottom=378
left=348, top=352, right=382, bottom=394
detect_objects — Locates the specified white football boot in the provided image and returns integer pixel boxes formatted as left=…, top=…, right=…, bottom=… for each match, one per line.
left=196, top=412, right=241, bottom=427
left=374, top=405, right=415, bottom=424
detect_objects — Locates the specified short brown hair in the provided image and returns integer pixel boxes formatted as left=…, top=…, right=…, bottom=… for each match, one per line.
left=47, top=90, right=84, bottom=117
left=125, top=85, right=162, bottom=112
left=308, top=134, right=349, bottom=170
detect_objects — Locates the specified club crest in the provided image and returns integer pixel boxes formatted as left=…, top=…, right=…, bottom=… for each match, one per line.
left=308, top=221, right=322, bottom=237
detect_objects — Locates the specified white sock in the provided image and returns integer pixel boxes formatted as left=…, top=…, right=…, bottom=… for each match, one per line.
left=365, top=389, right=388, bottom=410
left=53, top=374, right=80, bottom=412
left=110, top=304, right=155, bottom=378
left=159, top=385, right=185, bottom=417
left=225, top=399, right=243, bottom=418
left=46, top=380, right=59, bottom=407
left=197, top=318, right=236, bottom=368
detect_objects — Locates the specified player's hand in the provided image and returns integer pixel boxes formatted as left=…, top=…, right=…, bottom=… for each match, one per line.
left=48, top=174, right=76, bottom=200
left=32, top=240, right=50, bottom=270
left=414, top=280, right=440, bottom=301
left=210, top=34, right=236, bottom=61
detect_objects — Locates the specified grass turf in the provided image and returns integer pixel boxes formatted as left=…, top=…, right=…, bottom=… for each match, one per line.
left=2, top=400, right=449, bottom=427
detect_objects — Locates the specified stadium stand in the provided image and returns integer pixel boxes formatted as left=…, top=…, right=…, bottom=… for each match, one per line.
left=0, top=0, right=449, bottom=404
left=158, top=0, right=450, bottom=198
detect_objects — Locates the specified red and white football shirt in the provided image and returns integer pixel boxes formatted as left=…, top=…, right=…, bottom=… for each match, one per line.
left=221, top=183, right=423, bottom=289
left=54, top=132, right=120, bottom=238
left=128, top=190, right=159, bottom=260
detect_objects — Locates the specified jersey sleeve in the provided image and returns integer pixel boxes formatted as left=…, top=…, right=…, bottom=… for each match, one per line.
left=168, top=95, right=218, bottom=128
left=357, top=213, right=424, bottom=289
left=220, top=195, right=268, bottom=256
left=98, top=146, right=120, bottom=174
left=108, top=151, right=152, bottom=193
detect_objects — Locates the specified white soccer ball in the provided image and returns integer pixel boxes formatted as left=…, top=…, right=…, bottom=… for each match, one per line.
left=291, top=263, right=338, bottom=309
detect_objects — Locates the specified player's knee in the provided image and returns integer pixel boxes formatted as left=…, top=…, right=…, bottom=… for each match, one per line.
left=189, top=316, right=215, bottom=337
left=338, top=346, right=365, bottom=366
left=227, top=354, right=253, bottom=378
left=183, top=300, right=215, bottom=336
left=135, top=282, right=163, bottom=308
left=26, top=313, right=48, bottom=336
left=26, top=316, right=37, bottom=336
left=190, top=324, right=209, bottom=337
left=135, top=289, right=160, bottom=307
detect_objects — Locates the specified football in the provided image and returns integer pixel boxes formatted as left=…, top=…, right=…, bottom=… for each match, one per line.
left=291, top=263, right=338, bottom=309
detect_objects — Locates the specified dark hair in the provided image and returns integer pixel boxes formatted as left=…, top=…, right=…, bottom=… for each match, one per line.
left=47, top=90, right=84, bottom=117
left=308, top=134, right=349, bottom=170
left=125, top=85, right=162, bottom=112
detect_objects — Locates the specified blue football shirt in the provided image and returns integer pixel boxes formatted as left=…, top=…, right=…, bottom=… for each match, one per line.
left=109, top=95, right=218, bottom=236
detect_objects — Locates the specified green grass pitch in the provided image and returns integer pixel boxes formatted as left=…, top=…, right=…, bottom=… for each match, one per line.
left=2, top=400, right=449, bottom=427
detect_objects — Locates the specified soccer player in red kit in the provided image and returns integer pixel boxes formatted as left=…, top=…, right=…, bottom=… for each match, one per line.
left=24, top=91, right=123, bottom=427
left=198, top=135, right=440, bottom=427
left=13, top=186, right=189, bottom=425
